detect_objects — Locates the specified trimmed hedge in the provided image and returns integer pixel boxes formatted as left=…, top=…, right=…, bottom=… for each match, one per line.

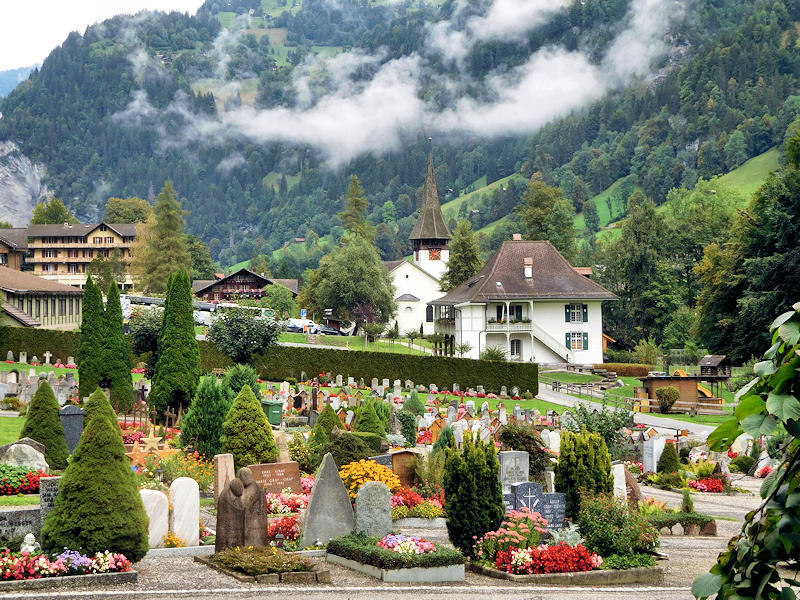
left=327, top=532, right=464, bottom=569
left=645, top=511, right=714, bottom=530
left=0, top=327, right=79, bottom=362
left=594, top=363, right=651, bottom=377
left=350, top=432, right=383, bottom=454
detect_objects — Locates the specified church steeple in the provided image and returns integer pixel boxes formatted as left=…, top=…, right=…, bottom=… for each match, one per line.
left=409, top=146, right=451, bottom=279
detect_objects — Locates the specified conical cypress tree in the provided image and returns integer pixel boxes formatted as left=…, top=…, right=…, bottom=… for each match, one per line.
left=83, top=387, right=116, bottom=427
left=181, top=376, right=231, bottom=458
left=103, top=282, right=134, bottom=412
left=404, top=391, right=425, bottom=416
left=555, top=429, right=613, bottom=517
left=42, top=411, right=149, bottom=561
left=221, top=385, right=278, bottom=470
left=19, top=381, right=69, bottom=470
left=150, top=271, right=201, bottom=411
left=657, top=442, right=681, bottom=473
left=78, top=277, right=106, bottom=399
left=314, top=404, right=344, bottom=438
left=353, top=401, right=385, bottom=436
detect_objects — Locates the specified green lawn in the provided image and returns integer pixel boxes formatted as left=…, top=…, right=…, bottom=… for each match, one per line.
left=279, top=333, right=428, bottom=355
left=0, top=494, right=39, bottom=507
left=541, top=371, right=603, bottom=384
left=716, top=147, right=780, bottom=199
left=0, top=416, right=24, bottom=445
left=575, top=176, right=641, bottom=232
left=441, top=174, right=525, bottom=220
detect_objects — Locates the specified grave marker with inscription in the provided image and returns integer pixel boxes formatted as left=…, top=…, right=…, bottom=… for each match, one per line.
left=247, top=461, right=301, bottom=494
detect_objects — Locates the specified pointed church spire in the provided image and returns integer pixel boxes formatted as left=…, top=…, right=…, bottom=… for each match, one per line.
left=409, top=148, right=451, bottom=242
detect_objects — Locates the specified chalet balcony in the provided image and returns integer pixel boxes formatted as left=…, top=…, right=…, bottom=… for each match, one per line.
left=27, top=241, right=131, bottom=249
left=486, top=320, right=533, bottom=332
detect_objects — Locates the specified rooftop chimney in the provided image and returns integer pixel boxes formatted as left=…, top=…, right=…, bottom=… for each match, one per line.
left=512, top=233, right=522, bottom=241
left=524, top=257, right=533, bottom=279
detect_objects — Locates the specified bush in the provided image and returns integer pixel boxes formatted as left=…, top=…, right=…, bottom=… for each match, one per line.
left=350, top=432, right=383, bottom=455
left=339, top=460, right=401, bottom=500
left=221, top=385, right=278, bottom=470
left=593, top=363, right=651, bottom=377
left=288, top=433, right=314, bottom=473
left=655, top=386, right=680, bottom=413
left=208, top=309, right=281, bottom=364
left=645, top=511, right=713, bottom=530
left=103, top=282, right=134, bottom=412
left=367, top=398, right=391, bottom=433
left=473, top=509, right=548, bottom=563
left=404, top=391, right=425, bottom=416
left=498, top=424, right=551, bottom=483
left=181, top=376, right=231, bottom=458
left=480, top=346, right=507, bottom=361
left=77, top=277, right=106, bottom=400
left=317, top=432, right=373, bottom=469
left=315, top=404, right=344, bottom=438
left=42, top=397, right=149, bottom=562
left=1, top=397, right=21, bottom=411
left=730, top=455, right=755, bottom=474
left=650, top=470, right=687, bottom=489
left=327, top=532, right=464, bottom=570
left=19, top=381, right=69, bottom=470
left=84, top=387, right=116, bottom=426
left=443, top=437, right=505, bottom=557
left=353, top=401, right=385, bottom=436
left=432, top=426, right=454, bottom=452
left=411, top=451, right=446, bottom=489
left=681, top=488, right=694, bottom=513
left=601, top=553, right=656, bottom=570
left=577, top=494, right=659, bottom=557
left=554, top=430, right=613, bottom=518
left=604, top=349, right=637, bottom=364
left=222, top=364, right=260, bottom=396
left=563, top=402, right=633, bottom=459
left=657, top=442, right=680, bottom=473
left=397, top=410, right=417, bottom=446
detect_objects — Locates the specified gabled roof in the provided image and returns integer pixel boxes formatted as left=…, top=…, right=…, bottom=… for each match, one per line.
left=271, top=278, right=299, bottom=294
left=430, top=240, right=617, bottom=304
left=409, top=152, right=451, bottom=241
left=1, top=302, right=40, bottom=327
left=193, top=268, right=298, bottom=296
left=24, top=222, right=138, bottom=238
left=396, top=293, right=420, bottom=302
left=384, top=259, right=441, bottom=283
left=699, top=355, right=728, bottom=367
left=0, top=267, right=83, bottom=295
left=0, top=229, right=29, bottom=250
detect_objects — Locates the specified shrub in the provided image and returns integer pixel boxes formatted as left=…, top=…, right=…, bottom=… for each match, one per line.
left=210, top=547, right=311, bottom=576
left=657, top=442, right=680, bottom=473
left=593, top=363, right=651, bottom=377
left=326, top=532, right=464, bottom=570
left=432, top=426, right=454, bottom=452
left=730, top=455, right=755, bottom=474
left=548, top=522, right=584, bottom=547
left=404, top=391, right=425, bottom=416
left=314, top=404, right=344, bottom=438
left=473, top=508, right=548, bottom=563
left=650, top=470, right=687, bottom=489
left=19, top=381, right=69, bottom=470
left=366, top=398, right=391, bottom=433
left=208, top=309, right=281, bottom=364
left=350, top=432, right=383, bottom=454
left=577, top=494, right=659, bottom=557
left=339, top=460, right=401, bottom=500
left=480, top=346, right=507, bottom=361
left=681, top=489, right=694, bottom=513
left=645, top=511, right=713, bottom=530
left=84, top=387, right=116, bottom=426
left=564, top=402, right=633, bottom=459
left=353, top=401, right=385, bottom=436
left=42, top=408, right=149, bottom=561
left=222, top=364, right=260, bottom=395
left=498, top=424, right=551, bottom=483
left=1, top=397, right=21, bottom=411
left=221, top=385, right=278, bottom=470
left=397, top=410, right=417, bottom=446
left=601, top=553, right=655, bottom=570
left=604, top=349, right=637, bottom=363
left=655, top=386, right=680, bottom=413
left=181, top=376, right=231, bottom=458
left=77, top=277, right=106, bottom=399
left=316, top=432, right=373, bottom=468
left=690, top=459, right=717, bottom=478
left=103, top=283, right=135, bottom=411
left=443, top=437, right=505, bottom=557
left=554, top=430, right=613, bottom=518
left=411, top=451, right=446, bottom=488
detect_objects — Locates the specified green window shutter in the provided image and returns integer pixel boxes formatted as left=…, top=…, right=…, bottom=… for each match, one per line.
left=565, top=304, right=570, bottom=322
left=583, top=332, right=589, bottom=350
left=582, top=304, right=588, bottom=322
left=565, top=332, right=571, bottom=349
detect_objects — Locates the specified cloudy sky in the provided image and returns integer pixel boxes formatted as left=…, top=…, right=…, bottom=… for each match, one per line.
left=0, top=1, right=205, bottom=71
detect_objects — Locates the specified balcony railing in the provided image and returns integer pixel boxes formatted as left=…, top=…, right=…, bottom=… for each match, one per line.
left=28, top=241, right=131, bottom=249
left=486, top=321, right=533, bottom=332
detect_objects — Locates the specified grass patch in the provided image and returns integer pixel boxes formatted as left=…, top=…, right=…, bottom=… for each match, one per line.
left=200, top=497, right=216, bottom=508
left=716, top=147, right=780, bottom=200
left=278, top=333, right=429, bottom=355
left=0, top=417, right=25, bottom=446
left=541, top=372, right=602, bottom=384
left=0, top=494, right=39, bottom=507
left=441, top=174, right=524, bottom=220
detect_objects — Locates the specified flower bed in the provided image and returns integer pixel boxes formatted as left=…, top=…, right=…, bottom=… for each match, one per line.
left=495, top=543, right=602, bottom=574
left=0, top=549, right=131, bottom=581
left=199, top=547, right=329, bottom=584
left=0, top=466, right=51, bottom=496
left=688, top=477, right=725, bottom=493
left=266, top=490, right=308, bottom=514
left=326, top=532, right=464, bottom=582
left=339, top=461, right=401, bottom=500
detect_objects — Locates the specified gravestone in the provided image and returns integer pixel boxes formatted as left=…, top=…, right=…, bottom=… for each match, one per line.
left=309, top=409, right=319, bottom=428
left=548, top=431, right=561, bottom=453
left=345, top=410, right=355, bottom=426
left=477, top=385, right=484, bottom=394
left=43, top=352, right=52, bottom=365
left=213, top=454, right=235, bottom=504
left=330, top=395, right=341, bottom=410
left=301, top=453, right=355, bottom=546
left=371, top=378, right=379, bottom=391
left=612, top=463, right=627, bottom=499
left=59, top=405, right=84, bottom=453
left=369, top=453, right=393, bottom=468
left=140, top=489, right=169, bottom=548
left=498, top=405, right=507, bottom=425
left=540, top=429, right=550, bottom=448
left=0, top=371, right=6, bottom=384
left=512, top=386, right=520, bottom=397
left=430, top=384, right=438, bottom=393
left=66, top=357, right=76, bottom=367
left=452, top=383, right=460, bottom=393
left=355, top=481, right=391, bottom=538
left=643, top=437, right=666, bottom=473
left=38, top=476, right=61, bottom=524
left=465, top=400, right=475, bottom=416
left=348, top=377, right=355, bottom=386
left=19, top=352, right=27, bottom=364
left=30, top=356, right=39, bottom=365
left=376, top=386, right=384, bottom=397
left=481, top=401, right=490, bottom=415
left=359, top=378, right=365, bottom=389
left=404, top=380, right=413, bottom=389
left=247, top=461, right=301, bottom=494
left=500, top=386, right=507, bottom=396
left=0, top=439, right=48, bottom=472
left=544, top=468, right=555, bottom=493
left=510, top=482, right=567, bottom=530
left=335, top=374, right=343, bottom=387
left=5, top=351, right=13, bottom=362
left=382, top=378, right=390, bottom=388
left=170, top=477, right=200, bottom=546
left=452, top=421, right=464, bottom=446
left=499, top=451, right=529, bottom=493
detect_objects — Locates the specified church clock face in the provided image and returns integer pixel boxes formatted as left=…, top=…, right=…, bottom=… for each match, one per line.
left=429, top=248, right=441, bottom=261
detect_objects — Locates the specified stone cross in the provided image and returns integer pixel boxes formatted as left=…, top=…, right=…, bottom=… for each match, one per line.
left=43, top=352, right=52, bottom=365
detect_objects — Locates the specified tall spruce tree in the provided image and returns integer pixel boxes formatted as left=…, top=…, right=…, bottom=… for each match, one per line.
left=181, top=376, right=231, bottom=458
left=440, top=219, right=482, bottom=291
left=19, top=381, right=69, bottom=470
left=103, top=282, right=134, bottom=411
left=555, top=429, right=613, bottom=517
left=221, top=385, right=278, bottom=470
left=78, top=277, right=106, bottom=399
left=149, top=271, right=201, bottom=411
left=338, top=175, right=375, bottom=241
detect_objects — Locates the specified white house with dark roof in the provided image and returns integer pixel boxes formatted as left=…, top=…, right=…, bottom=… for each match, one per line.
left=386, top=151, right=451, bottom=336
left=430, top=238, right=617, bottom=364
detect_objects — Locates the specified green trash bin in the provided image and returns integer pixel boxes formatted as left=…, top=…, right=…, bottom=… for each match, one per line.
left=262, top=399, right=283, bottom=426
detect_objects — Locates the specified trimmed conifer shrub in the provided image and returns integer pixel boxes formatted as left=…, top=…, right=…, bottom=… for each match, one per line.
left=443, top=437, right=504, bottom=556
left=555, top=429, right=613, bottom=518
left=432, top=425, right=454, bottom=453
left=103, top=282, right=134, bottom=412
left=368, top=398, right=391, bottom=433
left=404, top=391, right=425, bottom=416
left=353, top=401, right=385, bottom=436
left=42, top=411, right=149, bottom=561
left=150, top=271, right=201, bottom=411
left=221, top=385, right=278, bottom=470
left=222, top=363, right=260, bottom=395
left=317, top=432, right=372, bottom=469
left=181, top=376, right=231, bottom=458
left=19, top=381, right=69, bottom=470
left=315, top=404, right=344, bottom=437
left=77, top=277, right=106, bottom=399
left=83, top=387, right=116, bottom=426
left=397, top=410, right=417, bottom=446
left=657, top=442, right=681, bottom=473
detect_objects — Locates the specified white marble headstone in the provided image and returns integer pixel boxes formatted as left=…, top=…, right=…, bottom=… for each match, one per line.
left=140, top=489, right=169, bottom=548
left=169, top=477, right=199, bottom=546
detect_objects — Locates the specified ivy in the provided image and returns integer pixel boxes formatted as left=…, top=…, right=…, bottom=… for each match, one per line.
left=693, top=302, right=800, bottom=599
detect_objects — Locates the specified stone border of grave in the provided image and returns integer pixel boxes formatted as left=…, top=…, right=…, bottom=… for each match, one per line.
left=467, top=562, right=665, bottom=585
left=0, top=570, right=137, bottom=591
left=392, top=517, right=447, bottom=529
left=326, top=553, right=465, bottom=583
left=193, top=555, right=330, bottom=584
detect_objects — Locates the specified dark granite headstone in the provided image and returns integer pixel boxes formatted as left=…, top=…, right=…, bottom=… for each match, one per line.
left=510, top=482, right=567, bottom=530
left=39, top=476, right=61, bottom=524
left=369, top=454, right=393, bottom=468
left=248, top=461, right=301, bottom=494
left=59, top=405, right=84, bottom=453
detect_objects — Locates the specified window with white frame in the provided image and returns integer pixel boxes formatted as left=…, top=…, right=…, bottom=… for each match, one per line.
left=510, top=339, right=522, bottom=358
left=43, top=249, right=56, bottom=258
left=569, top=303, right=583, bottom=323
left=570, top=331, right=584, bottom=350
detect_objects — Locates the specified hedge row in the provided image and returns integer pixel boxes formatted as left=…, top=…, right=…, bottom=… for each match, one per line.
left=645, top=511, right=714, bottom=530
left=594, top=363, right=651, bottom=377
left=252, top=345, right=539, bottom=393
left=0, top=327, right=80, bottom=362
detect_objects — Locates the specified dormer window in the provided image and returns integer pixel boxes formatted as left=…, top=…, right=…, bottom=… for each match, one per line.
left=524, top=257, right=533, bottom=278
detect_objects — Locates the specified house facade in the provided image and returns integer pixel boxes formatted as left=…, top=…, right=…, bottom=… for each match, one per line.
left=0, top=230, right=28, bottom=270
left=0, top=266, right=83, bottom=330
left=386, top=151, right=451, bottom=336
left=193, top=268, right=298, bottom=301
left=430, top=239, right=616, bottom=364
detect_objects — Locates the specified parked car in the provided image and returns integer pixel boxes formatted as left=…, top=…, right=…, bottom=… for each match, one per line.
left=313, top=324, right=346, bottom=336
left=285, top=318, right=316, bottom=333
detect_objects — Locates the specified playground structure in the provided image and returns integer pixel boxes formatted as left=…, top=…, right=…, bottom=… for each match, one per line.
left=634, top=364, right=731, bottom=415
